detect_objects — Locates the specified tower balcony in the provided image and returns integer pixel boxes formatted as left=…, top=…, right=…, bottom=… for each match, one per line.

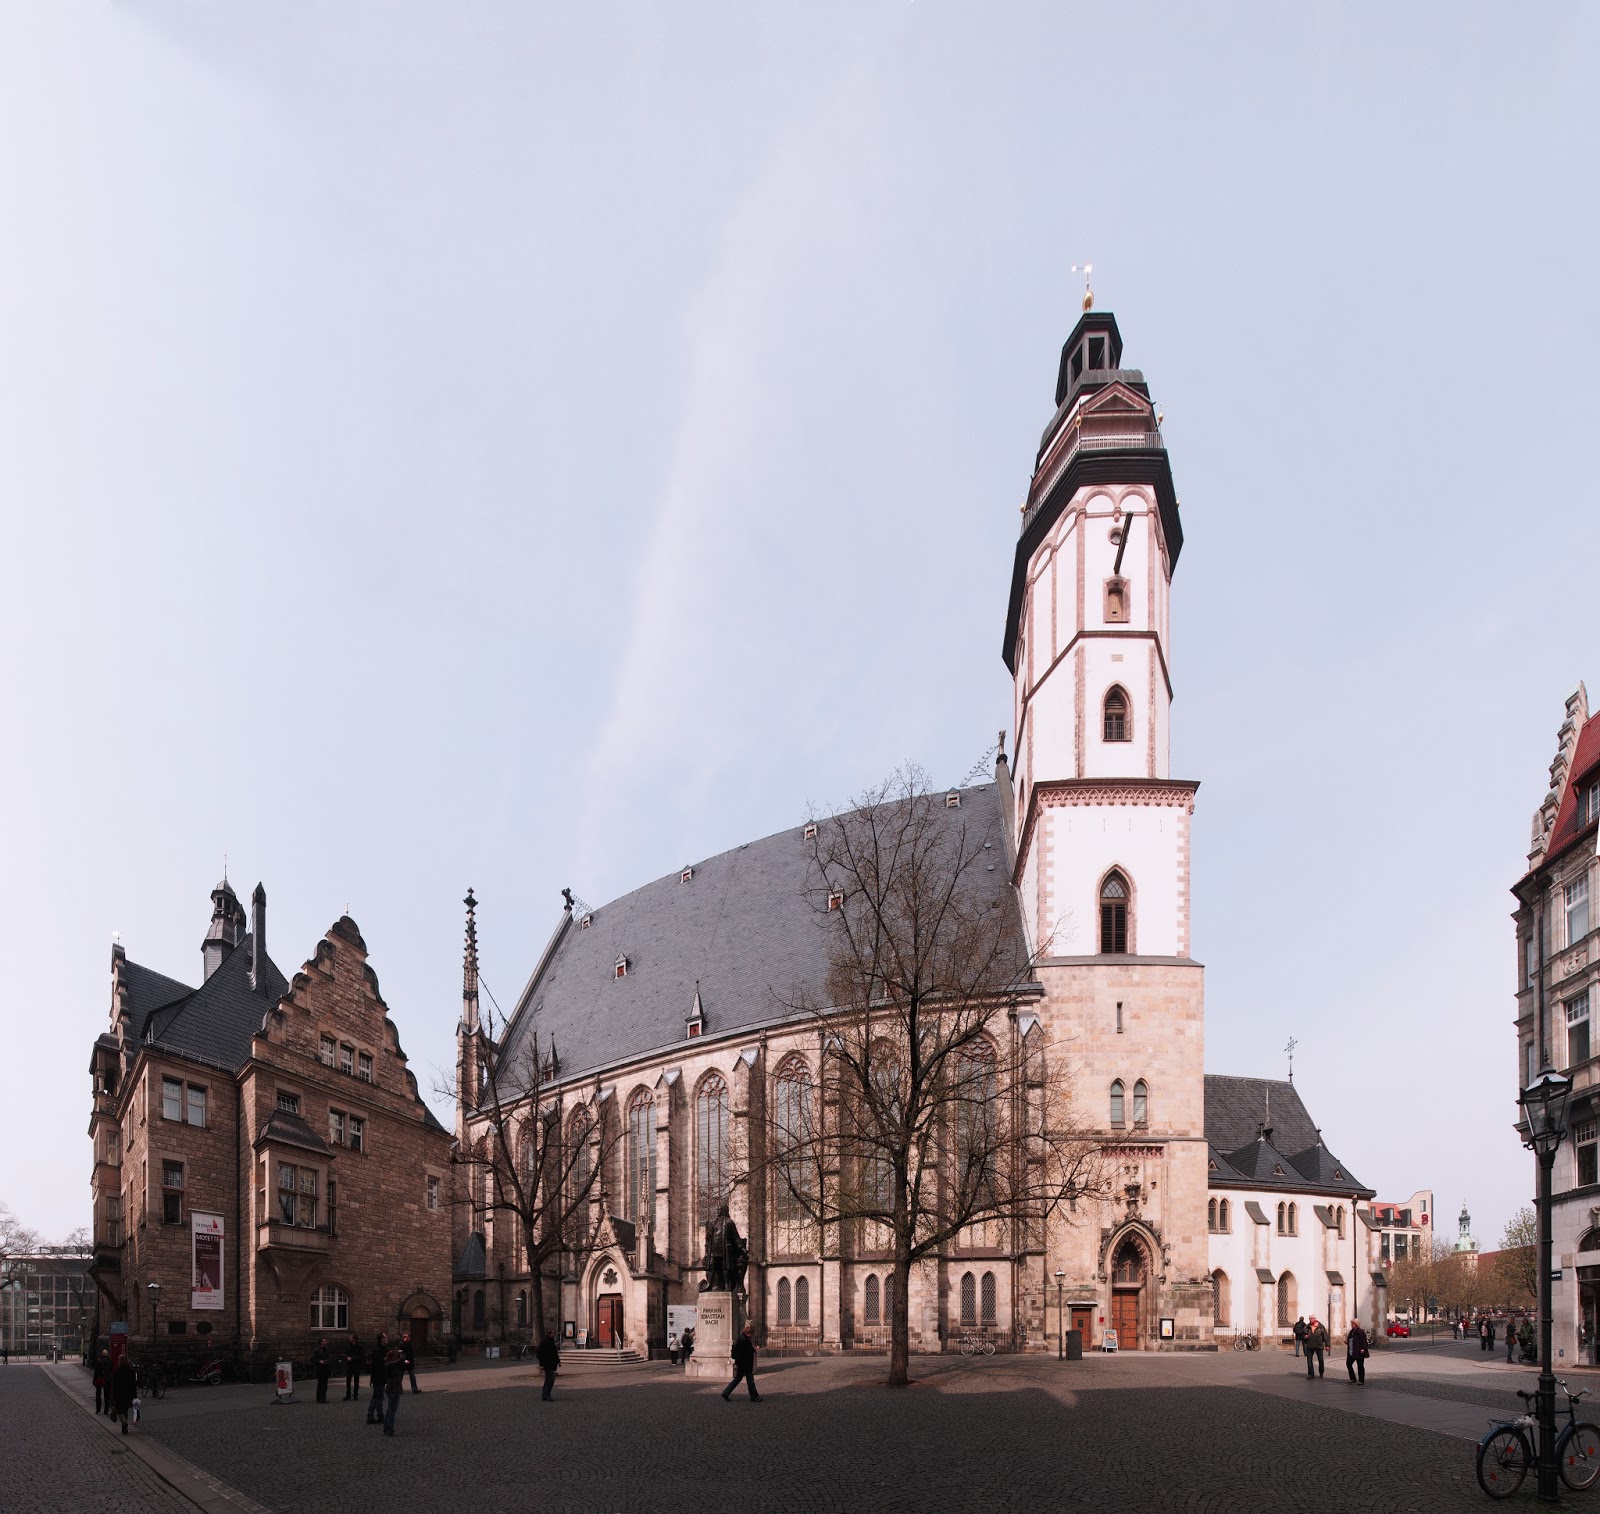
left=1023, top=424, right=1166, bottom=533
left=257, top=1219, right=331, bottom=1255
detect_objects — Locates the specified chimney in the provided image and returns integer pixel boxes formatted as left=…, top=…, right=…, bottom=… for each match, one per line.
left=250, top=883, right=267, bottom=991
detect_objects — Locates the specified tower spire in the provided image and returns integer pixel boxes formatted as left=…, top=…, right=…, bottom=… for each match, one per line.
left=462, top=888, right=480, bottom=1031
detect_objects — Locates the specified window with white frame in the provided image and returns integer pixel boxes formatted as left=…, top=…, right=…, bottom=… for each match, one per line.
left=427, top=1174, right=440, bottom=1212
left=357, top=1052, right=373, bottom=1083
left=186, top=1085, right=206, bottom=1127
left=277, top=1163, right=319, bottom=1227
left=329, top=1110, right=345, bottom=1147
left=277, top=1091, right=300, bottom=1115
left=1569, top=991, right=1592, bottom=1069
left=162, top=1077, right=183, bottom=1121
left=319, top=1035, right=336, bottom=1067
left=339, top=1044, right=354, bottom=1076
left=1568, top=874, right=1591, bottom=946
left=1578, top=1121, right=1599, bottom=1189
left=348, top=1116, right=364, bottom=1154
left=309, top=1284, right=348, bottom=1329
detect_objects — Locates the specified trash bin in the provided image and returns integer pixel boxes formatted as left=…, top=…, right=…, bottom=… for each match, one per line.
left=1065, top=1329, right=1083, bottom=1361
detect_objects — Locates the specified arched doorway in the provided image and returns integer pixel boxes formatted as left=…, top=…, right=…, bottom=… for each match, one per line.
left=590, top=1257, right=625, bottom=1348
left=397, top=1292, right=442, bottom=1352
left=1111, top=1237, right=1145, bottom=1349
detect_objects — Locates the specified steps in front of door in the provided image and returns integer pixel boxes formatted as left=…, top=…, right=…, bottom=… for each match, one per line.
left=569, top=1348, right=645, bottom=1363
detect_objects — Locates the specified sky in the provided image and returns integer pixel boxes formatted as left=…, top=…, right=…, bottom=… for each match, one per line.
left=2, top=1, right=1597, bottom=1252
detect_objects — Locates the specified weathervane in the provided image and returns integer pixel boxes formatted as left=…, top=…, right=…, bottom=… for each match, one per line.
left=1071, top=262, right=1094, bottom=312
left=1285, top=1035, right=1299, bottom=1082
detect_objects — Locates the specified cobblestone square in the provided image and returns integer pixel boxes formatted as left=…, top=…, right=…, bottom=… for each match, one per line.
left=5, top=1345, right=1538, bottom=1514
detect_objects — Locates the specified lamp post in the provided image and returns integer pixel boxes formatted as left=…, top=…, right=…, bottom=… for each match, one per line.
left=1055, top=1271, right=1066, bottom=1360
left=146, top=1281, right=161, bottom=1345
left=1520, top=1065, right=1574, bottom=1504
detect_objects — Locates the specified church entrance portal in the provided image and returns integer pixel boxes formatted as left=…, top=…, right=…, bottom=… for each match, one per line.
left=410, top=1311, right=431, bottom=1351
left=1111, top=1238, right=1145, bottom=1350
left=596, top=1294, right=623, bottom=1347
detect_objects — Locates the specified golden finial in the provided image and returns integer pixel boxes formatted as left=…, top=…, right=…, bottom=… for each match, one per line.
left=1071, top=262, right=1094, bottom=312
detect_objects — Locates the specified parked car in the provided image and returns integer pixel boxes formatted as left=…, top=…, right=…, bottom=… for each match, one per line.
left=1385, top=1321, right=1410, bottom=1338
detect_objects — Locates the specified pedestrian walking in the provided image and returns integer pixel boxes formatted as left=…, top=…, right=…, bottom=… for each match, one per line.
left=1292, top=1316, right=1307, bottom=1358
left=344, top=1331, right=362, bottom=1401
left=1304, top=1317, right=1327, bottom=1379
left=93, top=1349, right=112, bottom=1414
left=536, top=1330, right=561, bottom=1401
left=111, top=1353, right=137, bottom=1434
left=1347, top=1321, right=1370, bottom=1385
left=382, top=1341, right=405, bottom=1436
left=1480, top=1318, right=1490, bottom=1352
left=366, top=1332, right=389, bottom=1424
left=1507, top=1321, right=1517, bottom=1362
left=313, top=1337, right=332, bottom=1403
left=722, top=1324, right=761, bottom=1402
left=402, top=1331, right=419, bottom=1393
left=680, top=1326, right=695, bottom=1367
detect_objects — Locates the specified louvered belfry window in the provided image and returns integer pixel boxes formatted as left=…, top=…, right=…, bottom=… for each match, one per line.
left=1104, top=687, right=1129, bottom=743
left=1100, top=873, right=1129, bottom=954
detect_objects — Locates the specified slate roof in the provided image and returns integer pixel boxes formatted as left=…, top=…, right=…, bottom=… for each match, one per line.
left=137, top=934, right=287, bottom=1071
left=499, top=783, right=1019, bottom=1086
left=121, top=960, right=194, bottom=1043
left=254, top=1108, right=332, bottom=1156
left=1203, top=1075, right=1372, bottom=1198
left=454, top=1231, right=487, bottom=1282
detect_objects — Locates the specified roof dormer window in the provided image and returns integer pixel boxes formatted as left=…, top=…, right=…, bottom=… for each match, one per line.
left=579, top=913, right=592, bottom=930
left=680, top=867, right=694, bottom=883
left=946, top=792, right=960, bottom=809
left=827, top=890, right=844, bottom=912
left=615, top=955, right=629, bottom=979
left=803, top=823, right=818, bottom=841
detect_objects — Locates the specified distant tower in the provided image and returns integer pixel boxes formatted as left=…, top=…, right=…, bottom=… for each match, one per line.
left=1004, top=309, right=1197, bottom=956
left=1453, top=1202, right=1479, bottom=1271
left=201, top=878, right=246, bottom=980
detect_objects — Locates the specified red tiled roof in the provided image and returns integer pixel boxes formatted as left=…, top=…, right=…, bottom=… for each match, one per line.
left=1540, top=711, right=1600, bottom=869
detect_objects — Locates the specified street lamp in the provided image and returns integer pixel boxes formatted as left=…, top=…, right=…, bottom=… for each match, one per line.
left=1520, top=1065, right=1574, bottom=1504
left=1055, top=1271, right=1066, bottom=1361
left=146, top=1281, right=162, bottom=1345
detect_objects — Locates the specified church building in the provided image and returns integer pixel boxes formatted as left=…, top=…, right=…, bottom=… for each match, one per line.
left=453, top=306, right=1384, bottom=1354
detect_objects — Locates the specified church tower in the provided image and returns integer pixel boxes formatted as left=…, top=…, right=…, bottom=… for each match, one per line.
left=1010, top=304, right=1211, bottom=1348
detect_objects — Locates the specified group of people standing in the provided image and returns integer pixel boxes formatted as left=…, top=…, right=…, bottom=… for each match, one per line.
left=304, top=1330, right=420, bottom=1435
left=1291, top=1316, right=1370, bottom=1384
left=91, top=1349, right=138, bottom=1433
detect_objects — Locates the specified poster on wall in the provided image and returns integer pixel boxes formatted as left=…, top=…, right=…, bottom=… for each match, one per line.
left=192, top=1213, right=225, bottom=1310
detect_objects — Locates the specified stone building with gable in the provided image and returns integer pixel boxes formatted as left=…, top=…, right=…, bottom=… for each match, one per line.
left=88, top=880, right=452, bottom=1363
left=451, top=305, right=1389, bottom=1356
left=1515, top=683, right=1600, bottom=1364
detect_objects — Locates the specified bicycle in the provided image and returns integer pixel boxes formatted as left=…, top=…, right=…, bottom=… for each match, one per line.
left=1231, top=1333, right=1259, bottom=1353
left=959, top=1330, right=996, bottom=1356
left=1477, top=1382, right=1600, bottom=1498
left=136, top=1362, right=167, bottom=1400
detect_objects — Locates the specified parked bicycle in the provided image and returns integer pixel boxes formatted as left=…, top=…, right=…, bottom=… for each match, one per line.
left=136, top=1362, right=167, bottom=1400
left=959, top=1330, right=996, bottom=1356
left=1231, top=1333, right=1259, bottom=1353
left=1477, top=1382, right=1600, bottom=1498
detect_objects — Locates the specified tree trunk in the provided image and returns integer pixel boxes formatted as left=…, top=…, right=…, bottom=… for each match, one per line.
left=887, top=1251, right=913, bottom=1387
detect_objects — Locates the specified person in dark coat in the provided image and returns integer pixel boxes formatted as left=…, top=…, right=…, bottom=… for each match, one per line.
left=1480, top=1318, right=1490, bottom=1352
left=313, top=1337, right=332, bottom=1403
left=1488, top=1319, right=1497, bottom=1351
left=402, top=1331, right=419, bottom=1393
left=1507, top=1322, right=1517, bottom=1362
left=344, top=1332, right=361, bottom=1401
left=1346, top=1322, right=1370, bottom=1384
left=1292, top=1316, right=1307, bottom=1358
left=366, top=1332, right=389, bottom=1424
left=382, top=1342, right=406, bottom=1436
left=1304, top=1317, right=1328, bottom=1379
left=680, top=1326, right=694, bottom=1366
left=111, top=1354, right=138, bottom=1434
left=535, top=1330, right=561, bottom=1401
left=721, top=1324, right=761, bottom=1402
left=93, top=1350, right=112, bottom=1415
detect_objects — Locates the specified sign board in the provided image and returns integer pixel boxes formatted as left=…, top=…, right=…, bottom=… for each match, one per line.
left=1101, top=1328, right=1119, bottom=1353
left=667, top=1304, right=699, bottom=1348
left=192, top=1213, right=225, bottom=1311
left=696, top=1295, right=731, bottom=1336
left=274, top=1361, right=294, bottom=1402
left=1553, top=1269, right=1564, bottom=1282
left=1159, top=1317, right=1175, bottom=1341
left=562, top=1320, right=575, bottom=1341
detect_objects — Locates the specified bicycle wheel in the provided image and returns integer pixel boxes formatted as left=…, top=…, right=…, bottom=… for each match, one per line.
left=1246, top=1336, right=1259, bottom=1351
left=1560, top=1420, right=1600, bottom=1491
left=1232, top=1335, right=1247, bottom=1352
left=1477, top=1428, right=1531, bottom=1499
left=984, top=1340, right=996, bottom=1356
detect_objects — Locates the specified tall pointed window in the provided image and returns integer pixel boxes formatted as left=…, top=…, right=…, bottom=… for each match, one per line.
left=1100, top=872, right=1129, bottom=954
left=1103, top=687, right=1130, bottom=742
left=1132, top=1079, right=1149, bottom=1127
left=773, top=1058, right=816, bottom=1253
left=627, top=1092, right=657, bottom=1230
left=1109, top=1080, right=1125, bottom=1127
left=695, top=1074, right=729, bottom=1229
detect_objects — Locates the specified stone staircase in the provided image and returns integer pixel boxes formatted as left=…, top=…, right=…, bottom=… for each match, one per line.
left=569, top=1346, right=645, bottom=1364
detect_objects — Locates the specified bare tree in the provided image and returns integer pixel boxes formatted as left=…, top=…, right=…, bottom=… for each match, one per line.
left=770, top=767, right=1105, bottom=1388
left=0, top=1202, right=39, bottom=1263
left=1492, top=1206, right=1539, bottom=1311
left=448, top=1016, right=622, bottom=1343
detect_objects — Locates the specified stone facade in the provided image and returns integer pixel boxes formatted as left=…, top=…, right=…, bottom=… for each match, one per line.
left=88, top=888, right=452, bottom=1364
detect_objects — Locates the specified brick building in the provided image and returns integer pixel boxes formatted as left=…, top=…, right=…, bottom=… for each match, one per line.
left=88, top=880, right=452, bottom=1363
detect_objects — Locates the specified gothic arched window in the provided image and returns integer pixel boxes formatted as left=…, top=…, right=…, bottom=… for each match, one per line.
left=1112, top=1239, right=1143, bottom=1287
left=1219, top=1198, right=1230, bottom=1231
left=695, top=1074, right=729, bottom=1229
left=864, top=1274, right=881, bottom=1325
left=1287, top=1202, right=1297, bottom=1235
left=980, top=1271, right=997, bottom=1326
left=1212, top=1269, right=1230, bottom=1328
left=1109, top=1079, right=1126, bottom=1127
left=953, top=1045, right=999, bottom=1214
left=795, top=1275, right=810, bottom=1325
left=960, top=1271, right=977, bottom=1327
left=1100, top=872, right=1129, bottom=954
left=1208, top=1197, right=1218, bottom=1231
left=773, top=1058, right=815, bottom=1252
left=1276, top=1201, right=1287, bottom=1234
left=1104, top=686, right=1130, bottom=743
left=1132, top=1079, right=1149, bottom=1127
left=777, top=1277, right=792, bottom=1325
left=1277, top=1271, right=1297, bottom=1327
left=627, top=1092, right=656, bottom=1230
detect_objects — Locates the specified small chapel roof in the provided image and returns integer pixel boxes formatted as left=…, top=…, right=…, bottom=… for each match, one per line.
left=498, top=781, right=1020, bottom=1086
left=1203, top=1074, right=1373, bottom=1197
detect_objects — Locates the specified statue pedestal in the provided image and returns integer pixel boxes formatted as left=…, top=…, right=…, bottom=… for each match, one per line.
left=685, top=1291, right=741, bottom=1379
